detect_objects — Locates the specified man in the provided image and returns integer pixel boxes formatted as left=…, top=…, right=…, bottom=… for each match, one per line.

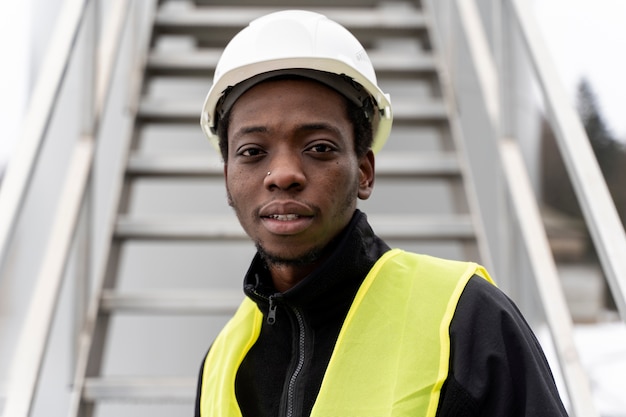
left=195, top=10, right=569, bottom=417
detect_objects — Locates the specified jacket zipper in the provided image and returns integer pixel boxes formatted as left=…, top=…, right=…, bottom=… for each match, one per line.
left=285, top=306, right=306, bottom=417
left=248, top=288, right=307, bottom=416
left=246, top=285, right=279, bottom=325
left=267, top=295, right=278, bottom=325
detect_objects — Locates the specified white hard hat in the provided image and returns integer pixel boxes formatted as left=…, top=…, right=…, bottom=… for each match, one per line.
left=200, top=10, right=393, bottom=154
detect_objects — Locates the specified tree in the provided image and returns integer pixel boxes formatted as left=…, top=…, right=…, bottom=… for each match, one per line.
left=541, top=78, right=626, bottom=254
left=541, top=117, right=581, bottom=218
left=576, top=78, right=624, bottom=183
left=577, top=79, right=626, bottom=228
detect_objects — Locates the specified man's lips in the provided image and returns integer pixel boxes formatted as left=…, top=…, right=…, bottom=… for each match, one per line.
left=259, top=201, right=315, bottom=235
left=265, top=214, right=305, bottom=221
left=259, top=200, right=315, bottom=218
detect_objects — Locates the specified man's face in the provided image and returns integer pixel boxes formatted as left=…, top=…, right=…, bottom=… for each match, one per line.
left=224, top=78, right=375, bottom=267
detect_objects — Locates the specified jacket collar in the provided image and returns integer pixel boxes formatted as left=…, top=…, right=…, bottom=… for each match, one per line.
left=243, top=209, right=390, bottom=326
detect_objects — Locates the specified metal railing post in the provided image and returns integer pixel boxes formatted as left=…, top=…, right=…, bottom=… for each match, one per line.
left=3, top=137, right=95, bottom=417
left=500, top=139, right=598, bottom=417
left=72, top=0, right=98, bottom=386
left=0, top=0, right=89, bottom=275
left=1, top=1, right=132, bottom=415
left=509, top=0, right=626, bottom=323
left=430, top=0, right=600, bottom=414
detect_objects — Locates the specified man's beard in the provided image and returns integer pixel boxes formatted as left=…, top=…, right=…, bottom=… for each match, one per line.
left=255, top=241, right=324, bottom=268
left=226, top=179, right=359, bottom=269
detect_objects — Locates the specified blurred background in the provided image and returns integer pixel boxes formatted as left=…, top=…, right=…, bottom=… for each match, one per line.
left=0, top=0, right=625, bottom=416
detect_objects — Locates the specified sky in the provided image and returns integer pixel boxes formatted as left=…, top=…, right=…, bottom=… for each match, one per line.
left=0, top=0, right=625, bottom=169
left=533, top=0, right=626, bottom=143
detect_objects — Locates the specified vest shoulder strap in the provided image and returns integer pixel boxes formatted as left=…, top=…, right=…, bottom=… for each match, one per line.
left=199, top=298, right=260, bottom=417
left=311, top=249, right=492, bottom=417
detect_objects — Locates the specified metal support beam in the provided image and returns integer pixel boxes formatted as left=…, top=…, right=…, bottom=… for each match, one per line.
left=3, top=136, right=95, bottom=417
left=510, top=0, right=626, bottom=322
left=451, top=1, right=599, bottom=414
left=0, top=0, right=88, bottom=273
left=2, top=1, right=132, bottom=415
left=500, top=139, right=598, bottom=417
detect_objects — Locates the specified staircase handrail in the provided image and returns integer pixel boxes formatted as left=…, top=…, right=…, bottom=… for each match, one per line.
left=0, top=0, right=88, bottom=280
left=425, top=0, right=613, bottom=415
left=510, top=0, right=626, bottom=323
left=1, top=0, right=132, bottom=415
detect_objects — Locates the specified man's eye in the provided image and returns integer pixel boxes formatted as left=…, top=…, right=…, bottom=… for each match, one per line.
left=240, top=147, right=264, bottom=157
left=308, top=144, right=334, bottom=153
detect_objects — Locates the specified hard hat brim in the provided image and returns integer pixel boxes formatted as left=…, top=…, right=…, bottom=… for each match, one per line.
left=200, top=58, right=392, bottom=154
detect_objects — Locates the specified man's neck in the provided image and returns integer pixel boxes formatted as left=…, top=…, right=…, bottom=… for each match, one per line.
left=268, top=262, right=320, bottom=292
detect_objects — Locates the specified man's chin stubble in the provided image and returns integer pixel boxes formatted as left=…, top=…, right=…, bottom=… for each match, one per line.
left=255, top=242, right=322, bottom=268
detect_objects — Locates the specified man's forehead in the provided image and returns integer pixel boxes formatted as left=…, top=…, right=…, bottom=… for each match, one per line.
left=234, top=76, right=347, bottom=105
left=218, top=70, right=362, bottom=120
left=229, top=78, right=348, bottom=119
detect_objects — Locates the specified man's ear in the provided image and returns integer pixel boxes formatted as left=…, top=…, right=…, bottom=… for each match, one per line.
left=357, top=150, right=375, bottom=200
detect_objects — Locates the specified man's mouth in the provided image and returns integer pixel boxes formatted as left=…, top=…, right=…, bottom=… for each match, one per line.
left=258, top=201, right=315, bottom=235
left=260, top=212, right=314, bottom=235
left=265, top=214, right=303, bottom=221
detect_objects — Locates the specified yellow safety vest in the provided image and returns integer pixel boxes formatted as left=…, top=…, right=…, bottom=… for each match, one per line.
left=199, top=249, right=494, bottom=417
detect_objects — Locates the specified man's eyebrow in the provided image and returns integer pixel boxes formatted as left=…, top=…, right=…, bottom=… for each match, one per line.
left=233, top=126, right=268, bottom=137
left=234, top=123, right=342, bottom=138
left=296, top=123, right=342, bottom=136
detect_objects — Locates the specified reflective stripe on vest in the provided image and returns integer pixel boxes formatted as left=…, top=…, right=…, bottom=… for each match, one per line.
left=199, top=249, right=494, bottom=417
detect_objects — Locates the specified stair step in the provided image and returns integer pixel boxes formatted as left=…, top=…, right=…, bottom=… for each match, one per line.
left=192, top=0, right=387, bottom=6
left=100, top=290, right=243, bottom=314
left=83, top=377, right=194, bottom=403
left=126, top=152, right=460, bottom=178
left=147, top=50, right=437, bottom=78
left=376, top=152, right=460, bottom=177
left=154, top=6, right=427, bottom=43
left=115, top=216, right=246, bottom=241
left=114, top=215, right=475, bottom=241
left=370, top=214, right=475, bottom=240
left=137, top=98, right=448, bottom=125
left=127, top=154, right=222, bottom=178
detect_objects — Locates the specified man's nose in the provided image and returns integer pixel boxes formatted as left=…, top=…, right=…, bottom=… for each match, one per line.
left=263, top=152, right=307, bottom=191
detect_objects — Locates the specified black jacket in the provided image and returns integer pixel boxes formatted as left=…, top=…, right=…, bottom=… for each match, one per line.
left=195, top=210, right=569, bottom=416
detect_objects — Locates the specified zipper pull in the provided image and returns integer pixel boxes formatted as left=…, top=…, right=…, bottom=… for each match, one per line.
left=267, top=295, right=277, bottom=325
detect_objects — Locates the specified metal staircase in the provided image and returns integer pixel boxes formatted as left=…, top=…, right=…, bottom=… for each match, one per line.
left=65, top=1, right=488, bottom=415
left=2, top=0, right=624, bottom=416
